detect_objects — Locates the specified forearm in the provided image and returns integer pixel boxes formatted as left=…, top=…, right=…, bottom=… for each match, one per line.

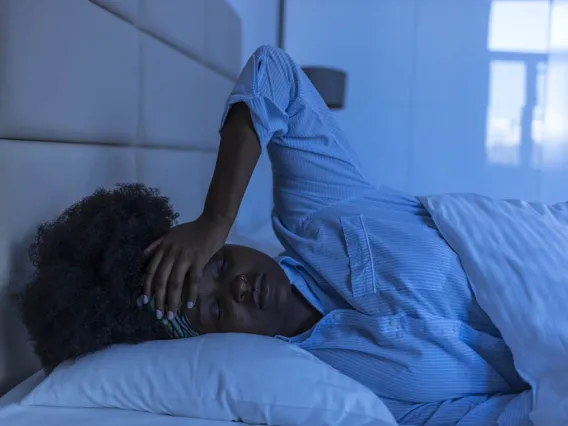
left=202, top=46, right=291, bottom=231
left=201, top=102, right=261, bottom=231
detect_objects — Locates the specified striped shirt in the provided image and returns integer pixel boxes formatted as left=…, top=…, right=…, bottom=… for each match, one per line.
left=221, top=45, right=532, bottom=425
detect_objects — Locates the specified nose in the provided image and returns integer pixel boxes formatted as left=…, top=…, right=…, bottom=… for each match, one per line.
left=230, top=274, right=251, bottom=304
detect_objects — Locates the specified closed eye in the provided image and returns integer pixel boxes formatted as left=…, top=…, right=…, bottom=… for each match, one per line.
left=216, top=299, right=223, bottom=321
left=216, top=251, right=227, bottom=275
left=209, top=299, right=223, bottom=324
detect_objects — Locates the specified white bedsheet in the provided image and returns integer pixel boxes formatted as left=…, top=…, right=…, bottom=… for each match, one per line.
left=0, top=404, right=253, bottom=426
left=0, top=372, right=253, bottom=426
left=422, top=194, right=568, bottom=425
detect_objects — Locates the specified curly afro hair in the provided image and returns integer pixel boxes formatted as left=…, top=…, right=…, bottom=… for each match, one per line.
left=19, top=183, right=178, bottom=372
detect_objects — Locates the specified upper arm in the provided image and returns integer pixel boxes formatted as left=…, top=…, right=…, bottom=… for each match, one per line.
left=220, top=46, right=374, bottom=226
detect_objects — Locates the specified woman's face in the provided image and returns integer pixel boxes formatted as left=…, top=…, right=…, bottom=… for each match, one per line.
left=184, top=244, right=292, bottom=336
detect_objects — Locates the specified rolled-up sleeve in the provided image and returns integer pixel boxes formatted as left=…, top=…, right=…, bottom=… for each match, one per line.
left=219, top=45, right=294, bottom=149
left=220, top=46, right=374, bottom=226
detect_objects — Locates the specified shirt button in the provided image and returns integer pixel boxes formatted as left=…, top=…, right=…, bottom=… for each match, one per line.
left=389, top=318, right=399, bottom=328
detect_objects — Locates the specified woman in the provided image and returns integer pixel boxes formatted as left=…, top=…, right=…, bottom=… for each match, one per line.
left=21, top=46, right=529, bottom=425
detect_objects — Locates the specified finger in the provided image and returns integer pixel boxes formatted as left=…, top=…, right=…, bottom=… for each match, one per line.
left=144, top=238, right=163, bottom=257
left=167, top=257, right=192, bottom=318
left=186, top=265, right=204, bottom=309
left=153, top=250, right=177, bottom=319
left=143, top=249, right=164, bottom=303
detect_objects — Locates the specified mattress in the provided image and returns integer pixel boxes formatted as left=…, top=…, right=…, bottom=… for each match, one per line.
left=0, top=372, right=253, bottom=426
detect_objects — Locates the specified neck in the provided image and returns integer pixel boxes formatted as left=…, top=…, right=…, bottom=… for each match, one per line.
left=279, top=286, right=322, bottom=338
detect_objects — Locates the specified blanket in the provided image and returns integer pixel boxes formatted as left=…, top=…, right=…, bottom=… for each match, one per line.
left=421, top=194, right=568, bottom=426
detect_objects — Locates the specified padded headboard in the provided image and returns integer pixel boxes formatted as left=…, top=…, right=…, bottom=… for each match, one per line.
left=0, top=0, right=241, bottom=395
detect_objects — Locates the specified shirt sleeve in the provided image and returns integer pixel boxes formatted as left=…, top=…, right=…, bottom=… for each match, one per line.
left=220, top=45, right=374, bottom=227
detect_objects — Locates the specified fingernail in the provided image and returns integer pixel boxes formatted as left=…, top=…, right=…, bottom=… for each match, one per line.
left=143, top=295, right=149, bottom=304
left=156, top=310, right=163, bottom=320
left=187, top=301, right=194, bottom=309
left=136, top=296, right=144, bottom=309
left=167, top=311, right=175, bottom=320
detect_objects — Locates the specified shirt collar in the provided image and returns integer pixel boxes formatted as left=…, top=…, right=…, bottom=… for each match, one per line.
left=276, top=255, right=325, bottom=314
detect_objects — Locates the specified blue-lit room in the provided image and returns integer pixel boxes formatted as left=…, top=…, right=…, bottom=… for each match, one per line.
left=1, top=1, right=567, bottom=425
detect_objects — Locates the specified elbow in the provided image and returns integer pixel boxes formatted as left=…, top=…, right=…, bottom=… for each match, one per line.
left=253, top=45, right=286, bottom=58
left=252, top=45, right=297, bottom=74
left=251, top=45, right=298, bottom=102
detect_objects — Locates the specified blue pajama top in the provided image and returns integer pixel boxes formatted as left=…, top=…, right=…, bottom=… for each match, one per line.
left=220, top=46, right=531, bottom=425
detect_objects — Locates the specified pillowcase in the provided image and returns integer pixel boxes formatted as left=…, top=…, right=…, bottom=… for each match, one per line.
left=23, top=333, right=397, bottom=426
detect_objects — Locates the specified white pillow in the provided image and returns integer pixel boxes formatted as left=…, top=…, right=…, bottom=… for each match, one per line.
left=23, top=334, right=397, bottom=426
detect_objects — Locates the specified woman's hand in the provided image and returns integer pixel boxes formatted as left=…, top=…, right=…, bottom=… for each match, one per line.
left=143, top=214, right=231, bottom=319
left=143, top=102, right=261, bottom=320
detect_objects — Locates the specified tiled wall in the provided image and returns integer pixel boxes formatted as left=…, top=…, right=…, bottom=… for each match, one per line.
left=285, top=0, right=568, bottom=203
left=0, top=0, right=253, bottom=395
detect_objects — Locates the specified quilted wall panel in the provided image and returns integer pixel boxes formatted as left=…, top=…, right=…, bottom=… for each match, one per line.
left=0, top=0, right=242, bottom=150
left=0, top=0, right=140, bottom=144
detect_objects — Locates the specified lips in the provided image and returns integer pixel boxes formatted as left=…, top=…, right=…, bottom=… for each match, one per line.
left=260, top=274, right=269, bottom=309
left=252, top=273, right=268, bottom=310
